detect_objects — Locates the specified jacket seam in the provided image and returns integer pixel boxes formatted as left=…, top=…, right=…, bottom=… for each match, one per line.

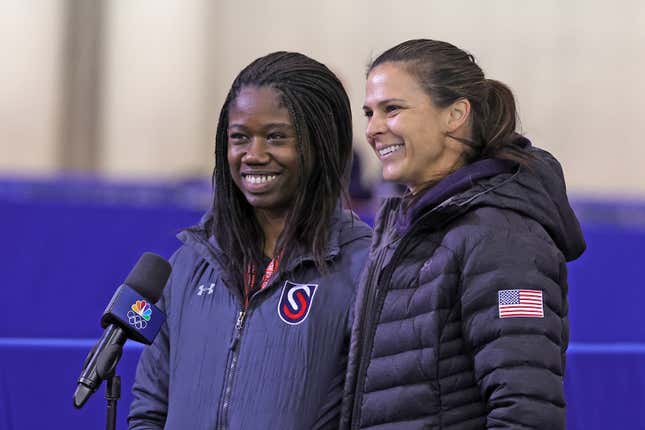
left=476, top=362, right=564, bottom=384
left=376, top=306, right=453, bottom=325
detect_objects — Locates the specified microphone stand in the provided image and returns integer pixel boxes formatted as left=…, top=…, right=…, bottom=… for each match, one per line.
left=95, top=344, right=124, bottom=430
left=105, top=374, right=121, bottom=430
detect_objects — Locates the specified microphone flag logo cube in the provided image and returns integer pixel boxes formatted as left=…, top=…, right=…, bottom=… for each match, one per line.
left=127, top=299, right=152, bottom=329
left=102, top=284, right=166, bottom=344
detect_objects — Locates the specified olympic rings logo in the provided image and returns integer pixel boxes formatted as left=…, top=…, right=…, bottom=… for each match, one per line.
left=127, top=310, right=148, bottom=330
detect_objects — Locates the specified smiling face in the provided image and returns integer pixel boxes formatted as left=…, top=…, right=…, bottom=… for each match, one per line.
left=227, top=86, right=300, bottom=219
left=363, top=62, right=467, bottom=192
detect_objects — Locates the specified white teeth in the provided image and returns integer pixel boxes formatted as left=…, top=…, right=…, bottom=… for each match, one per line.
left=378, top=144, right=403, bottom=157
left=244, top=174, right=277, bottom=184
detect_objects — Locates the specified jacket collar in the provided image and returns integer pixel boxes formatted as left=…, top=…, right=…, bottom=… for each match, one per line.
left=395, top=158, right=518, bottom=236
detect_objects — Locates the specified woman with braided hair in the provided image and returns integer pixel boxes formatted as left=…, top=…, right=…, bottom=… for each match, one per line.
left=129, top=51, right=371, bottom=429
left=341, top=39, right=585, bottom=429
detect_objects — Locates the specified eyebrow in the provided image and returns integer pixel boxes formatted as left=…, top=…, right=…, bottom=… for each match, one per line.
left=228, top=122, right=293, bottom=130
left=362, top=98, right=408, bottom=110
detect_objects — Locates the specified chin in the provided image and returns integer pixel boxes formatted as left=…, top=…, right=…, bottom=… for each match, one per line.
left=382, top=168, right=403, bottom=183
left=239, top=192, right=264, bottom=206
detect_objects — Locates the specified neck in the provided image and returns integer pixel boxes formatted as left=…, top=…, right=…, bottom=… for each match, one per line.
left=408, top=153, right=466, bottom=195
left=254, top=209, right=287, bottom=258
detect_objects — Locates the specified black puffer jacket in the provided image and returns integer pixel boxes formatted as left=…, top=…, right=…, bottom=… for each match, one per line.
left=341, top=142, right=586, bottom=429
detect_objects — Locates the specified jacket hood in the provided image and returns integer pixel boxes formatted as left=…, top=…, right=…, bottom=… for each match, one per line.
left=450, top=136, right=586, bottom=261
left=396, top=135, right=586, bottom=262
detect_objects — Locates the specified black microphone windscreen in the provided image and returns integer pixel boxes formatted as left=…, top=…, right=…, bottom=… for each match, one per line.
left=124, top=252, right=171, bottom=302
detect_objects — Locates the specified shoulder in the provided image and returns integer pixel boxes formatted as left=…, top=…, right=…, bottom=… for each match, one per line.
left=162, top=245, right=201, bottom=297
left=165, top=239, right=225, bottom=292
left=337, top=211, right=372, bottom=270
left=326, top=210, right=372, bottom=282
left=335, top=209, right=373, bottom=248
left=429, top=208, right=566, bottom=299
left=167, top=242, right=204, bottom=273
left=420, top=207, right=566, bottom=294
left=441, top=206, right=560, bottom=258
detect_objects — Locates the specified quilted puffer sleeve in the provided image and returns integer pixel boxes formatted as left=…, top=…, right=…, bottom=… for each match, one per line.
left=128, top=250, right=179, bottom=429
left=459, top=227, right=568, bottom=429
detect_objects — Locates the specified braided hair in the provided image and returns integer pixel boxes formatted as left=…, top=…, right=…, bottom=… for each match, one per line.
left=211, top=51, right=353, bottom=285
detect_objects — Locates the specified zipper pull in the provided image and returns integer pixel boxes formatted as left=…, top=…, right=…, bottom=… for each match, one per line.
left=229, top=310, right=246, bottom=350
left=235, top=310, right=246, bottom=330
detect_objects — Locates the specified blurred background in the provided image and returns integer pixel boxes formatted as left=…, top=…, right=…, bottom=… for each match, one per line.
left=1, top=0, right=644, bottom=428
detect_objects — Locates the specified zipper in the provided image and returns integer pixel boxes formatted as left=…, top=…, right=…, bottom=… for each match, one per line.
left=229, top=310, right=247, bottom=349
left=350, top=208, right=398, bottom=429
left=183, top=230, right=249, bottom=429
left=350, top=246, right=388, bottom=429
left=185, top=230, right=284, bottom=429
left=350, top=223, right=419, bottom=429
left=216, top=309, right=247, bottom=430
left=215, top=270, right=280, bottom=430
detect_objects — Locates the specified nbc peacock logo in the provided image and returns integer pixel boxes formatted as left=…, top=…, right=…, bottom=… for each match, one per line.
left=131, top=300, right=152, bottom=321
left=127, top=300, right=152, bottom=329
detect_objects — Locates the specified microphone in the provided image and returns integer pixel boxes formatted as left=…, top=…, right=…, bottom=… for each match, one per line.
left=73, top=252, right=172, bottom=409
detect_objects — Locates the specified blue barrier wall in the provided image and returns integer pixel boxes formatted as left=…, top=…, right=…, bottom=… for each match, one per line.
left=564, top=204, right=645, bottom=430
left=1, top=177, right=643, bottom=429
left=0, top=177, right=206, bottom=429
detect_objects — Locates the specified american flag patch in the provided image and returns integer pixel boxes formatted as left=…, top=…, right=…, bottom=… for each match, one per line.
left=498, top=289, right=544, bottom=318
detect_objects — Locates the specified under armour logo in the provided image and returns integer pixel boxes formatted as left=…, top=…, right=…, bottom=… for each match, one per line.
left=197, top=283, right=215, bottom=296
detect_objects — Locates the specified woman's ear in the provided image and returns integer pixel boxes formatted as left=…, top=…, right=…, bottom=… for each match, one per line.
left=445, top=98, right=471, bottom=133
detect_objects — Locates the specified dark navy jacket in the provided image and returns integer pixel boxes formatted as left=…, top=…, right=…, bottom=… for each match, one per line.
left=129, top=208, right=371, bottom=429
left=342, top=141, right=586, bottom=429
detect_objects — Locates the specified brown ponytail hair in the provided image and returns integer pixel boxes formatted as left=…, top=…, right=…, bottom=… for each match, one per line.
left=369, top=39, right=530, bottom=166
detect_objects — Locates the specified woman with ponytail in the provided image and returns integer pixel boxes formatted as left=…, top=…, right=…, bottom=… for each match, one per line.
left=341, top=39, right=585, bottom=429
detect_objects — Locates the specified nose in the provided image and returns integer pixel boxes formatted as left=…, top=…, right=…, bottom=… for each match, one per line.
left=365, top=113, right=386, bottom=142
left=242, top=137, right=270, bottom=164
